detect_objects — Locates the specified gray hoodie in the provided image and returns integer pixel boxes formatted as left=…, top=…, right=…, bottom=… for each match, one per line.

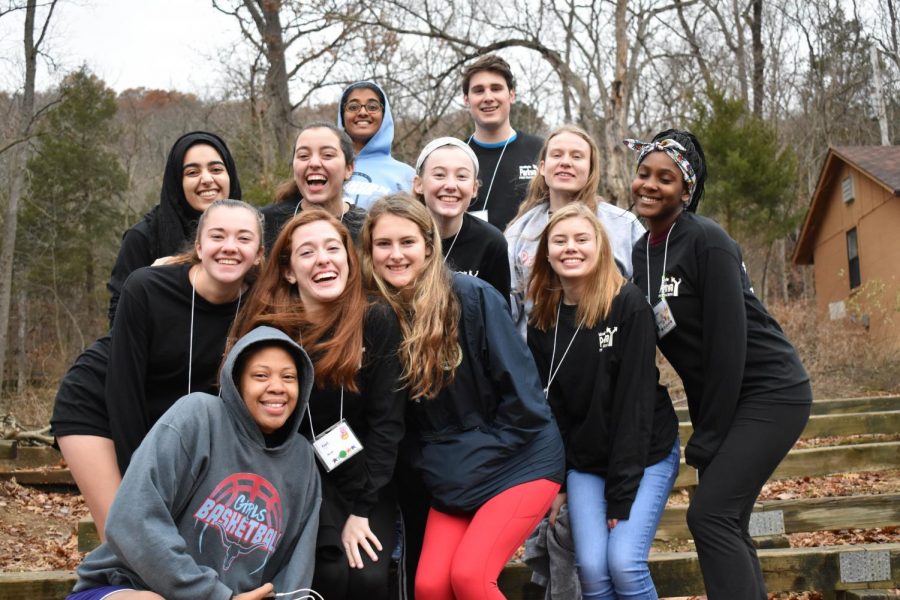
left=71, top=327, right=321, bottom=600
left=505, top=202, right=645, bottom=338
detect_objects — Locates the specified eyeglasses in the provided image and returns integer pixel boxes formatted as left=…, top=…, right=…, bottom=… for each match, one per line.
left=345, top=100, right=383, bottom=114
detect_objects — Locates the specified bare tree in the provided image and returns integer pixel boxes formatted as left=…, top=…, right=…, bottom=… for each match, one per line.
left=0, top=0, right=57, bottom=401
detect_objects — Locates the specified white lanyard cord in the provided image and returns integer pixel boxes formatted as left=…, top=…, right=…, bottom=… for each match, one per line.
left=544, top=302, right=582, bottom=398
left=467, top=134, right=511, bottom=213
left=442, top=221, right=463, bottom=263
left=645, top=221, right=676, bottom=305
left=306, top=387, right=344, bottom=439
left=188, top=268, right=242, bottom=394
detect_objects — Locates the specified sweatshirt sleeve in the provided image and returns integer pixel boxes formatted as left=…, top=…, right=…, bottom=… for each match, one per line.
left=106, top=272, right=153, bottom=474
left=605, top=299, right=659, bottom=520
left=107, top=226, right=154, bottom=328
left=505, top=226, right=527, bottom=335
left=479, top=284, right=554, bottom=449
left=104, top=419, right=233, bottom=600
left=271, top=449, right=322, bottom=596
left=351, top=308, right=406, bottom=517
left=686, top=245, right=747, bottom=470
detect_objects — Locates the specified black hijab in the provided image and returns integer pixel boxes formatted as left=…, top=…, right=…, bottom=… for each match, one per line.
left=145, top=131, right=243, bottom=257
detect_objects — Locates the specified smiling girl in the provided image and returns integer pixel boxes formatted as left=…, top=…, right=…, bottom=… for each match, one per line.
left=51, top=132, right=242, bottom=540
left=231, top=210, right=405, bottom=600
left=106, top=199, right=264, bottom=474
left=527, top=203, right=679, bottom=599
left=505, top=125, right=644, bottom=338
left=361, top=195, right=564, bottom=600
left=627, top=129, right=810, bottom=599
left=262, top=123, right=367, bottom=252
left=414, top=137, right=510, bottom=299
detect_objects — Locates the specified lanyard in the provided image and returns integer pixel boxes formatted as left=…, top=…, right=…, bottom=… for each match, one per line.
left=544, top=302, right=581, bottom=398
left=467, top=134, right=512, bottom=212
left=443, top=221, right=463, bottom=263
left=645, top=222, right=676, bottom=305
left=188, top=268, right=241, bottom=394
left=306, top=387, right=344, bottom=439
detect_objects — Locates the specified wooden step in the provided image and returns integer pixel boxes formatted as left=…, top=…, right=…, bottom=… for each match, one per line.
left=678, top=410, right=900, bottom=443
left=674, top=396, right=900, bottom=422
left=656, top=493, right=900, bottom=540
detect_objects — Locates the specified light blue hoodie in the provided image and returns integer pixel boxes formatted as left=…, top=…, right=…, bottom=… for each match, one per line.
left=338, top=81, right=415, bottom=209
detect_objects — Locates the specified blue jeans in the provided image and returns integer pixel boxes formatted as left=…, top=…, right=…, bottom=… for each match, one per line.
left=567, top=438, right=680, bottom=599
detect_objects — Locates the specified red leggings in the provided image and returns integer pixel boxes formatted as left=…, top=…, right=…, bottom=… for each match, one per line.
left=415, top=478, right=560, bottom=600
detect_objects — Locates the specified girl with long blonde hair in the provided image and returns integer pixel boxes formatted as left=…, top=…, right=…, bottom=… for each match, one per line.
left=361, top=194, right=564, bottom=600
left=231, top=209, right=405, bottom=600
left=527, top=203, right=679, bottom=599
left=505, top=125, right=644, bottom=337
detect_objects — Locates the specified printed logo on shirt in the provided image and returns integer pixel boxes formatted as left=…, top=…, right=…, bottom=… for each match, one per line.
left=742, top=262, right=755, bottom=294
left=519, top=164, right=538, bottom=179
left=193, top=473, right=284, bottom=572
left=659, top=275, right=683, bottom=298
left=519, top=249, right=535, bottom=269
left=455, top=268, right=480, bottom=278
left=598, top=327, right=618, bottom=351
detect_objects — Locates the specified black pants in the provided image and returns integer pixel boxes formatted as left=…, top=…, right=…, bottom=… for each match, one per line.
left=395, top=449, right=430, bottom=600
left=312, top=485, right=397, bottom=600
left=686, top=394, right=810, bottom=599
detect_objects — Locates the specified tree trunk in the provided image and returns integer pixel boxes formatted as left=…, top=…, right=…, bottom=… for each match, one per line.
left=0, top=0, right=43, bottom=402
left=750, top=0, right=764, bottom=117
left=257, top=0, right=295, bottom=160
left=16, top=287, right=26, bottom=395
left=605, top=0, right=630, bottom=207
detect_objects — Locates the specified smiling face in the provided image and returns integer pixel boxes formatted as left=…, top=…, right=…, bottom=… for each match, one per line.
left=293, top=127, right=354, bottom=207
left=547, top=216, right=599, bottom=290
left=239, top=345, right=300, bottom=435
left=540, top=131, right=592, bottom=201
left=632, top=150, right=690, bottom=227
left=285, top=219, right=349, bottom=313
left=464, top=70, right=515, bottom=133
left=370, top=213, right=431, bottom=290
left=182, top=144, right=230, bottom=212
left=414, top=146, right=479, bottom=224
left=343, top=87, right=384, bottom=147
left=195, top=206, right=262, bottom=285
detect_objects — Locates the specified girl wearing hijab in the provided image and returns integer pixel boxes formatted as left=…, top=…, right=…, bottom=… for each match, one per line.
left=261, top=123, right=367, bottom=252
left=627, top=129, right=811, bottom=599
left=360, top=195, right=564, bottom=600
left=527, top=203, right=679, bottom=599
left=414, top=137, right=510, bottom=299
left=505, top=125, right=644, bottom=338
left=231, top=210, right=405, bottom=600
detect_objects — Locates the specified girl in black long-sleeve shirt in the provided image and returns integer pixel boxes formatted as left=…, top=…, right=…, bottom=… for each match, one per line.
left=527, top=203, right=678, bottom=599
left=627, top=129, right=811, bottom=600
left=230, top=209, right=406, bottom=600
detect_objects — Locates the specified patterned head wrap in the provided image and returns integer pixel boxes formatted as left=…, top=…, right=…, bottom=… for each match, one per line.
left=623, top=138, right=697, bottom=205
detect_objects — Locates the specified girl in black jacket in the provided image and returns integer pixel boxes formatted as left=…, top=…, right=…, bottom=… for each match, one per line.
left=527, top=203, right=679, bottom=599
left=51, top=132, right=242, bottom=541
left=628, top=129, right=811, bottom=599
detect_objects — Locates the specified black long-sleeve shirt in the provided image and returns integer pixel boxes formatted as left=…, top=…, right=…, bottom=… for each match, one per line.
left=528, top=283, right=678, bottom=519
left=442, top=213, right=511, bottom=302
left=106, top=263, right=241, bottom=474
left=299, top=302, right=405, bottom=525
left=632, top=212, right=809, bottom=470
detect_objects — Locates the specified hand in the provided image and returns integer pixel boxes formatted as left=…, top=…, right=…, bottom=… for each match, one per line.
left=342, top=514, right=382, bottom=569
left=548, top=493, right=567, bottom=526
left=233, top=582, right=274, bottom=600
left=607, top=518, right=618, bottom=529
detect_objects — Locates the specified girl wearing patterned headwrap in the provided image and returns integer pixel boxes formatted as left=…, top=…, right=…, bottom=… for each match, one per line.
left=628, top=129, right=811, bottom=600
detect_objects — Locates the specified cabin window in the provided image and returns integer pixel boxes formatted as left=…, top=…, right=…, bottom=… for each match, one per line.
left=842, top=176, right=854, bottom=203
left=847, top=228, right=860, bottom=289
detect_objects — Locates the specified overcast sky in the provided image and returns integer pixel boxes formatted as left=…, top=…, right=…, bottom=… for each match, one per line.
left=0, top=0, right=240, bottom=95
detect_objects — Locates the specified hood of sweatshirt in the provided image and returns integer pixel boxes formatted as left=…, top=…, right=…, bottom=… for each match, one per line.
left=219, top=326, right=314, bottom=448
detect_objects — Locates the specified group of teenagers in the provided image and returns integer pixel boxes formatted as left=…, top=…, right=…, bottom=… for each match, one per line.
left=49, top=54, right=812, bottom=600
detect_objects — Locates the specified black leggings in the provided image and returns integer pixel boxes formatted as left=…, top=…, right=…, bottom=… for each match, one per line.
left=312, top=486, right=397, bottom=600
left=686, top=394, right=810, bottom=599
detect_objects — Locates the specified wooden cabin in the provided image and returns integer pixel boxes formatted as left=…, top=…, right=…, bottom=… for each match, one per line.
left=793, top=146, right=900, bottom=348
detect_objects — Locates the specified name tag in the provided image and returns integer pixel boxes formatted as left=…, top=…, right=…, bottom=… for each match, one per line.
left=470, top=209, right=488, bottom=222
left=312, top=419, right=363, bottom=472
left=653, top=298, right=676, bottom=338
